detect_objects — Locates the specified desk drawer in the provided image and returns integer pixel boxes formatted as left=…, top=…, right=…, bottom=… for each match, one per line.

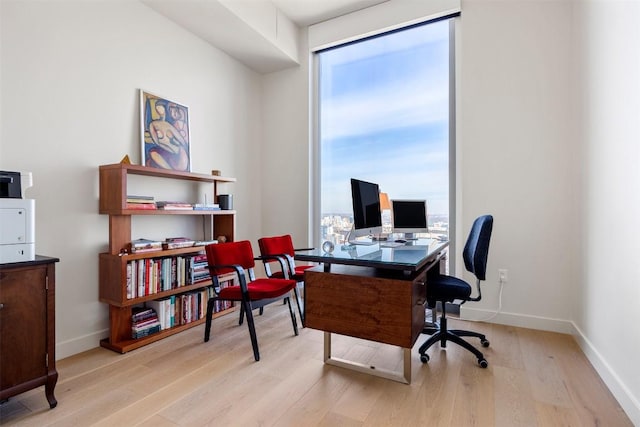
left=304, top=265, right=425, bottom=348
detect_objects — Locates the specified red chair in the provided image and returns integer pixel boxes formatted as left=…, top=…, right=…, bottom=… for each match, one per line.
left=258, top=235, right=312, bottom=324
left=203, top=240, right=299, bottom=361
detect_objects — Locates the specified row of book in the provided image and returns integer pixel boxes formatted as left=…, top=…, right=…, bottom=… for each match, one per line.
left=131, top=279, right=234, bottom=338
left=131, top=306, right=161, bottom=339
left=125, top=195, right=220, bottom=211
left=129, top=237, right=219, bottom=254
left=126, top=253, right=211, bottom=299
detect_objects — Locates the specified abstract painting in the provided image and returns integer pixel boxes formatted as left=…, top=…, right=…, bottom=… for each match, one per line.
left=140, top=90, right=191, bottom=172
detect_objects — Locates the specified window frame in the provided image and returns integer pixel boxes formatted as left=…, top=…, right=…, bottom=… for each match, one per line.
left=310, top=16, right=458, bottom=270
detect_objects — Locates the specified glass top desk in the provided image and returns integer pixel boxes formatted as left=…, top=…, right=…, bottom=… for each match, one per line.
left=295, top=239, right=449, bottom=384
left=295, top=238, right=449, bottom=273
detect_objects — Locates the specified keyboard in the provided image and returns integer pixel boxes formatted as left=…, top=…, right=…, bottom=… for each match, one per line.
left=379, top=241, right=405, bottom=248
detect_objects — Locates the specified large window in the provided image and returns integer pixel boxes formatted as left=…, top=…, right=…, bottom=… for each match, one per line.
left=315, top=18, right=455, bottom=245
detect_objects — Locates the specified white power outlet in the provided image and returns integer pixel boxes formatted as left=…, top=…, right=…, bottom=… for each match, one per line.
left=498, top=269, right=508, bottom=284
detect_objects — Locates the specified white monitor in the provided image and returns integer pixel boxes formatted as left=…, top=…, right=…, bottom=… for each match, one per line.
left=391, top=199, right=428, bottom=240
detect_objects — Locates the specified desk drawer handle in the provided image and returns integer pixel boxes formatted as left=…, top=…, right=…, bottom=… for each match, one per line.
left=0, top=303, right=4, bottom=309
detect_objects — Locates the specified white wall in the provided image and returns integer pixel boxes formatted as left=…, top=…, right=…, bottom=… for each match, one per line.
left=573, top=0, right=640, bottom=420
left=0, top=0, right=264, bottom=358
left=457, top=1, right=579, bottom=330
left=260, top=30, right=311, bottom=246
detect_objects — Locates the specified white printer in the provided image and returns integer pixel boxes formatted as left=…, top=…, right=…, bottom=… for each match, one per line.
left=0, top=171, right=35, bottom=263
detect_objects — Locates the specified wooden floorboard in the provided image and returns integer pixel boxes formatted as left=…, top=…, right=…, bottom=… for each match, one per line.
left=0, top=305, right=633, bottom=426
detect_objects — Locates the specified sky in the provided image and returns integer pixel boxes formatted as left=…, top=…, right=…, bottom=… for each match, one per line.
left=319, top=20, right=450, bottom=216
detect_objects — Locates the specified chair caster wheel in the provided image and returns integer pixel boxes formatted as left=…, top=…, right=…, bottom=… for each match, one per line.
left=478, top=358, right=488, bottom=368
left=481, top=339, right=490, bottom=348
left=420, top=354, right=430, bottom=363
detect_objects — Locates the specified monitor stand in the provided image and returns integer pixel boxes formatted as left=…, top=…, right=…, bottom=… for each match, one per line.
left=403, top=233, right=418, bottom=241
left=347, top=236, right=377, bottom=246
left=346, top=227, right=377, bottom=246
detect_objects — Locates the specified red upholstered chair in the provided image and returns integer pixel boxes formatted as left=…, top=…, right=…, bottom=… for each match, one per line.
left=203, top=240, right=299, bottom=361
left=257, top=235, right=312, bottom=324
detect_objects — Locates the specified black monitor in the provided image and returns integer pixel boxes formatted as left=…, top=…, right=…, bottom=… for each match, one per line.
left=350, top=178, right=382, bottom=241
left=391, top=199, right=428, bottom=240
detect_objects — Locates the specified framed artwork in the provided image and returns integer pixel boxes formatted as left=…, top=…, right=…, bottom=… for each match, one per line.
left=140, top=90, right=191, bottom=172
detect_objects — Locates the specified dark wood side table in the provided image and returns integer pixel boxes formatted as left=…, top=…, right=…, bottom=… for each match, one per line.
left=0, top=255, right=59, bottom=408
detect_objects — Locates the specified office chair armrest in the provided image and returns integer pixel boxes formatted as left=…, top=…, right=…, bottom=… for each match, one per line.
left=255, top=254, right=292, bottom=279
left=255, top=254, right=282, bottom=262
left=207, top=263, right=249, bottom=294
left=466, top=278, right=483, bottom=302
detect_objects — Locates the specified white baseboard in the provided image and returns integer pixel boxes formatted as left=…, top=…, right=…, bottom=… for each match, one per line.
left=460, top=306, right=640, bottom=425
left=459, top=306, right=574, bottom=333
left=55, top=329, right=108, bottom=360
left=571, top=322, right=640, bottom=426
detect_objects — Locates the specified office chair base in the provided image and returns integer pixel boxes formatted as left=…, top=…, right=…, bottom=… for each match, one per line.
left=419, top=316, right=489, bottom=368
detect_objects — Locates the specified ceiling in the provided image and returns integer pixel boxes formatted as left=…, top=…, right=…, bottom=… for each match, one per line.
left=271, top=0, right=388, bottom=26
left=143, top=0, right=389, bottom=73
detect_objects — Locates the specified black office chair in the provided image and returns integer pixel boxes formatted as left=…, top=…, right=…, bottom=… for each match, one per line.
left=419, top=214, right=493, bottom=368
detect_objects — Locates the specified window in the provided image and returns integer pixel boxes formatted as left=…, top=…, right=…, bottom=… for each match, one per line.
left=315, top=18, right=455, bottom=246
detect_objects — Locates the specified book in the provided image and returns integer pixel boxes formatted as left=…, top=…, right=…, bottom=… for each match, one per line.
left=158, top=206, right=193, bottom=211
left=129, top=238, right=163, bottom=253
left=125, top=202, right=157, bottom=210
left=131, top=307, right=155, bottom=322
left=132, top=323, right=161, bottom=339
left=137, top=260, right=145, bottom=297
left=194, top=240, right=218, bottom=246
left=165, top=237, right=192, bottom=243
left=147, top=299, right=169, bottom=330
left=156, top=201, right=193, bottom=210
left=126, top=262, right=133, bottom=299
left=132, top=316, right=159, bottom=329
left=126, top=198, right=155, bottom=204
left=193, top=203, right=220, bottom=211
left=163, top=241, right=195, bottom=250
left=127, top=194, right=154, bottom=201
left=163, top=237, right=196, bottom=250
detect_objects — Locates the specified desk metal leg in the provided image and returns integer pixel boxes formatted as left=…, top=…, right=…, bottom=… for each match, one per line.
left=323, top=332, right=411, bottom=384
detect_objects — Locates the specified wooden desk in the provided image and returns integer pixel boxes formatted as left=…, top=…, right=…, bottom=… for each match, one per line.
left=297, top=240, right=447, bottom=383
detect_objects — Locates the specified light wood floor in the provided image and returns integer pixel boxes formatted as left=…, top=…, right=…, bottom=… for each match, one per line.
left=1, top=305, right=632, bottom=426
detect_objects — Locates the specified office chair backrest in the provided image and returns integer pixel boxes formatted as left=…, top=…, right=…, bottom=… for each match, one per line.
left=462, top=215, right=493, bottom=281
left=205, top=240, right=256, bottom=275
left=258, top=235, right=295, bottom=257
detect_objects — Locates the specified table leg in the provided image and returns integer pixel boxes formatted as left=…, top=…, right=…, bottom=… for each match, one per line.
left=323, top=332, right=411, bottom=384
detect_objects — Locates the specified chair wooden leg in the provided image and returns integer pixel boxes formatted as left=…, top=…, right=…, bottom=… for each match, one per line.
left=243, top=300, right=260, bottom=361
left=204, top=298, right=215, bottom=342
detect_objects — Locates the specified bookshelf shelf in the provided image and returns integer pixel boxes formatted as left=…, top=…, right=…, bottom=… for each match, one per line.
left=99, top=309, right=230, bottom=353
left=98, top=163, right=237, bottom=353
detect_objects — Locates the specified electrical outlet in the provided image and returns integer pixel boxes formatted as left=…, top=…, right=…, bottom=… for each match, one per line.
left=498, top=269, right=508, bottom=284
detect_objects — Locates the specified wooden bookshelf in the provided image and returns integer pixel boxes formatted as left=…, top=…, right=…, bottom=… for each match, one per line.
left=98, top=163, right=237, bottom=353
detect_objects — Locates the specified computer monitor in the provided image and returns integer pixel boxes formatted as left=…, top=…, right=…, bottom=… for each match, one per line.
left=391, top=199, right=429, bottom=240
left=349, top=178, right=382, bottom=242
